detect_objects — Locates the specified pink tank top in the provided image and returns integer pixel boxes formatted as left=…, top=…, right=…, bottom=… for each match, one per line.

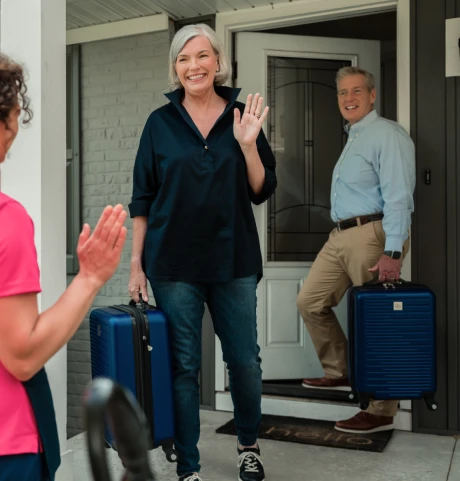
left=0, top=192, right=41, bottom=455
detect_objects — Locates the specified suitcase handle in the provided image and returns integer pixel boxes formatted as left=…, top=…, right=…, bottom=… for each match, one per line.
left=364, top=277, right=410, bottom=287
left=83, top=377, right=156, bottom=481
left=129, top=293, right=155, bottom=311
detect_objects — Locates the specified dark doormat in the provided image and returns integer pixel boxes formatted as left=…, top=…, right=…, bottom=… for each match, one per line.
left=216, top=414, right=393, bottom=453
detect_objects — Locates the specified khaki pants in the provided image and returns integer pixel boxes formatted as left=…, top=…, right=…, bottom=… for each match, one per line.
left=296, top=220, right=409, bottom=417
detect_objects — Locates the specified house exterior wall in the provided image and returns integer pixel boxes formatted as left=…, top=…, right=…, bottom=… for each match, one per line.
left=63, top=0, right=460, bottom=437
left=411, top=0, right=460, bottom=435
left=67, top=30, right=171, bottom=438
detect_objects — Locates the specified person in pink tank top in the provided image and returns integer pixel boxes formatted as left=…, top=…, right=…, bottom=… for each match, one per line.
left=0, top=53, right=128, bottom=481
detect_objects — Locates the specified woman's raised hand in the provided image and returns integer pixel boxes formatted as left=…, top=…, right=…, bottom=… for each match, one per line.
left=233, top=93, right=269, bottom=149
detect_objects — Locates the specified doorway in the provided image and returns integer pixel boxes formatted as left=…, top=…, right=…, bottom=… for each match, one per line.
left=215, top=2, right=412, bottom=431
left=236, top=12, right=396, bottom=402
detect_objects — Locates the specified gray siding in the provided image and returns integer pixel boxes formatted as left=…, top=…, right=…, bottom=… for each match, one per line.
left=67, top=31, right=170, bottom=438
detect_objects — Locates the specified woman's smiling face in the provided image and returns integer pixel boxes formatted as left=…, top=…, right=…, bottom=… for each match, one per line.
left=175, top=35, right=219, bottom=96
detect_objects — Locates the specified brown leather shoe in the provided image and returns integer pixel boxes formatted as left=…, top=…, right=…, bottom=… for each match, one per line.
left=302, top=376, right=351, bottom=391
left=335, top=412, right=394, bottom=434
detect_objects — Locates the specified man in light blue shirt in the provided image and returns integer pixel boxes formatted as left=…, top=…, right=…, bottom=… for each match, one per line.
left=297, top=66, right=415, bottom=434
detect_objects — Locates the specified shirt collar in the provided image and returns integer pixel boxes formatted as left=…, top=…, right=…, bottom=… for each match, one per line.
left=164, top=85, right=242, bottom=142
left=344, top=108, right=378, bottom=134
left=164, top=85, right=242, bottom=108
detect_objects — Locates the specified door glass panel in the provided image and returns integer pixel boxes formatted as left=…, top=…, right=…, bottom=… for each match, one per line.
left=266, top=56, right=351, bottom=262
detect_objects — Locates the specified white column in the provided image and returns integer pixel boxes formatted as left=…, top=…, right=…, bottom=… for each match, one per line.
left=1, top=1, right=73, bottom=479
left=398, top=0, right=412, bottom=284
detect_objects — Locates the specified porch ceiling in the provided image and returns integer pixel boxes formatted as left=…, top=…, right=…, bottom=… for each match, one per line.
left=66, top=0, right=290, bottom=29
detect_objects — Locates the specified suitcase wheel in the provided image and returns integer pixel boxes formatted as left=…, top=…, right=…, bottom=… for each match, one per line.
left=357, top=394, right=370, bottom=410
left=162, top=446, right=179, bottom=463
left=424, top=397, right=438, bottom=411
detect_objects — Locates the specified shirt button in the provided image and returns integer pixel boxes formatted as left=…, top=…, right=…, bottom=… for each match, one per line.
left=336, top=174, right=339, bottom=178
left=204, top=145, right=208, bottom=150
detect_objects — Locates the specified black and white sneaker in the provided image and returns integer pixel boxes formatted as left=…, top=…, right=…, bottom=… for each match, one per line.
left=237, top=446, right=265, bottom=481
left=179, top=474, right=202, bottom=481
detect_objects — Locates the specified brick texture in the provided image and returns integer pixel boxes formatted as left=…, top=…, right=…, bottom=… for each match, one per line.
left=66, top=31, right=170, bottom=439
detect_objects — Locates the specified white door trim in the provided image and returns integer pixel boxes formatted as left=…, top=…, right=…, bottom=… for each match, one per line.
left=214, top=0, right=412, bottom=415
left=216, top=0, right=398, bottom=54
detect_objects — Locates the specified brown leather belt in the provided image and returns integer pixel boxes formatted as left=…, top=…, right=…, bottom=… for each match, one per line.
left=337, top=213, right=384, bottom=231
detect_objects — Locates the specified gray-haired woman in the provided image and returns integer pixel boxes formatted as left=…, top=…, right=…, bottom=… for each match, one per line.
left=128, top=23, right=276, bottom=481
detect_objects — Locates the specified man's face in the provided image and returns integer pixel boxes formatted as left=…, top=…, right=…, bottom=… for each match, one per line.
left=337, top=74, right=376, bottom=125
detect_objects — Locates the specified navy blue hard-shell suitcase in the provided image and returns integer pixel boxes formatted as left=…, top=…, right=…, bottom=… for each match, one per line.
left=89, top=298, right=178, bottom=463
left=347, top=279, right=438, bottom=412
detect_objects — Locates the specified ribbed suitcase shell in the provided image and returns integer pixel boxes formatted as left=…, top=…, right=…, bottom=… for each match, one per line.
left=348, top=282, right=438, bottom=410
left=89, top=303, right=176, bottom=458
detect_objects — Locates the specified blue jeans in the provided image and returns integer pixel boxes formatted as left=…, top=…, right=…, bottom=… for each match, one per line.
left=150, top=275, right=262, bottom=477
left=0, top=454, right=46, bottom=481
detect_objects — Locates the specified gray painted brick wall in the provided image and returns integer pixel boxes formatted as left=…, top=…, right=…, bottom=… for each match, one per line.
left=67, top=31, right=170, bottom=438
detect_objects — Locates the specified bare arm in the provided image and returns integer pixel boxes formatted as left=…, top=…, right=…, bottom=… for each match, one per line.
left=0, top=205, right=127, bottom=381
left=131, top=216, right=148, bottom=264
left=0, top=277, right=98, bottom=381
left=128, top=216, right=149, bottom=303
left=240, top=144, right=265, bottom=195
left=234, top=93, right=277, bottom=203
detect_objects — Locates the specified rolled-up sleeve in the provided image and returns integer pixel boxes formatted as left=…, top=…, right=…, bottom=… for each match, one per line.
left=129, top=115, right=158, bottom=218
left=249, top=129, right=277, bottom=205
left=377, top=128, right=416, bottom=251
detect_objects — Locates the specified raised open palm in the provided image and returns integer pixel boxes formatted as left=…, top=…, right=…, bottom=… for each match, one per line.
left=234, top=93, right=269, bottom=148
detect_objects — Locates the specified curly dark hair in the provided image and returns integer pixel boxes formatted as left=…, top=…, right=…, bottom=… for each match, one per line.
left=0, top=53, right=33, bottom=127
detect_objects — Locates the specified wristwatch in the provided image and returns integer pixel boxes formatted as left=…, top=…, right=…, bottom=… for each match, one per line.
left=384, top=250, right=401, bottom=259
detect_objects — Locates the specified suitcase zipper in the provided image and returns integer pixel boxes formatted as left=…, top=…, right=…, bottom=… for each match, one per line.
left=112, top=304, right=156, bottom=447
left=139, top=310, right=155, bottom=447
left=112, top=306, right=145, bottom=414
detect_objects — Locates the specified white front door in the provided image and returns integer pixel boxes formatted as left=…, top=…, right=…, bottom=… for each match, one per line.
left=236, top=32, right=381, bottom=380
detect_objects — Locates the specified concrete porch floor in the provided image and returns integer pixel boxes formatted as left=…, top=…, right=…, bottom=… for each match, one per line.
left=69, top=410, right=460, bottom=481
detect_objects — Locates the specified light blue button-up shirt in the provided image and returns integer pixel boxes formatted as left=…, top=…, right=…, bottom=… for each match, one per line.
left=330, top=109, right=415, bottom=252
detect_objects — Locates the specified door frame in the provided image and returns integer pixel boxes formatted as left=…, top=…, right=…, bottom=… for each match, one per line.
left=234, top=34, right=381, bottom=381
left=214, top=0, right=412, bottom=428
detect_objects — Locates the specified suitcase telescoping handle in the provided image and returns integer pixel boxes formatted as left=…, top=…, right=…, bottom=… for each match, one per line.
left=82, top=377, right=156, bottom=481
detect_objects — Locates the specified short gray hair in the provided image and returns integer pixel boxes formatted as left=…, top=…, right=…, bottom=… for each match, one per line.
left=168, top=23, right=232, bottom=91
left=336, top=66, right=376, bottom=91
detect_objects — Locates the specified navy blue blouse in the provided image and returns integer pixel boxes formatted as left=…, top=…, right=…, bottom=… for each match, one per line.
left=129, top=86, right=277, bottom=283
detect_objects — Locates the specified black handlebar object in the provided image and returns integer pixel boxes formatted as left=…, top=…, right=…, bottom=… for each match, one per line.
left=82, top=377, right=156, bottom=481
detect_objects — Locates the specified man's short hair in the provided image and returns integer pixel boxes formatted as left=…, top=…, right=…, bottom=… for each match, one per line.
left=336, top=66, right=376, bottom=92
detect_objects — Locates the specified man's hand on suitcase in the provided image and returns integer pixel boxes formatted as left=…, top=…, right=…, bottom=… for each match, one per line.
left=368, top=254, right=402, bottom=282
left=77, top=204, right=128, bottom=289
